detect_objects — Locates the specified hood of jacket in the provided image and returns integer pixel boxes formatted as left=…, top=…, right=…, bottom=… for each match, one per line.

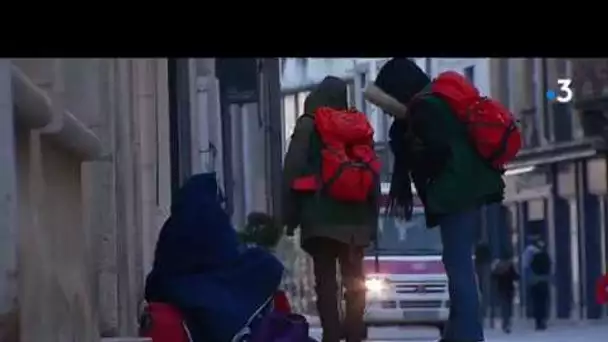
left=152, top=172, right=241, bottom=275
left=363, top=58, right=431, bottom=119
left=146, top=173, right=284, bottom=342
left=303, top=76, right=349, bottom=115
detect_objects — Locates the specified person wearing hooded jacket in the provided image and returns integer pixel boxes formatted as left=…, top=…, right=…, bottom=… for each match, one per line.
left=364, top=58, right=504, bottom=342
left=144, top=173, right=284, bottom=342
left=282, top=76, right=379, bottom=342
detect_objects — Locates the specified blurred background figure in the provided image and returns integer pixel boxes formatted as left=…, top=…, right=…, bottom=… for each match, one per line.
left=522, top=236, right=552, bottom=330
left=491, top=259, right=519, bottom=333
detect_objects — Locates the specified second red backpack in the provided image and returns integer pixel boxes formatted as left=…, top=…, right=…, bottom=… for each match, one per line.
left=415, top=71, right=522, bottom=170
left=292, top=107, right=380, bottom=202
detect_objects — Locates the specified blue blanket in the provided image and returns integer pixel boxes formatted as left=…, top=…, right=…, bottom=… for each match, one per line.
left=145, top=173, right=284, bottom=342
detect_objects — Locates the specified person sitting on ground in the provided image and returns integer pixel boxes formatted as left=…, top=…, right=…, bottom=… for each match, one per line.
left=144, top=173, right=284, bottom=342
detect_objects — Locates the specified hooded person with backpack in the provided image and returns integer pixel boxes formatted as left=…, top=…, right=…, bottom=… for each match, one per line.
left=364, top=58, right=518, bottom=342
left=282, top=76, right=380, bottom=342
left=522, top=237, right=551, bottom=330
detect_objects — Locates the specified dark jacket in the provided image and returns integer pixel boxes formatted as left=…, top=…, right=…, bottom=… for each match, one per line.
left=492, top=262, right=520, bottom=298
left=145, top=173, right=283, bottom=342
left=367, top=58, right=504, bottom=226
left=282, top=76, right=379, bottom=250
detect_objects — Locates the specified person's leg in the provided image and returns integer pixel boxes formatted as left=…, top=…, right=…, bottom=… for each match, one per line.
left=439, top=208, right=484, bottom=341
left=308, top=238, right=341, bottom=342
left=338, top=244, right=366, bottom=342
left=502, top=294, right=513, bottom=333
left=530, top=283, right=543, bottom=330
left=537, top=282, right=549, bottom=329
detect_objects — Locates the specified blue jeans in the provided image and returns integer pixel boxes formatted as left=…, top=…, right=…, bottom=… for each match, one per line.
left=439, top=208, right=484, bottom=341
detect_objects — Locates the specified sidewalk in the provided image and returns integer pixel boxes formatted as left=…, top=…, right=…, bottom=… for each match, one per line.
left=303, top=315, right=321, bottom=327
left=304, top=314, right=608, bottom=329
left=484, top=320, right=608, bottom=342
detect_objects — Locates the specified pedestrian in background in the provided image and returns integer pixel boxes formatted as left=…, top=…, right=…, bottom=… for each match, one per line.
left=491, top=259, right=519, bottom=333
left=522, top=237, right=551, bottom=330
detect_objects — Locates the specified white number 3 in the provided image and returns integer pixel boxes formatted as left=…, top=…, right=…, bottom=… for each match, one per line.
left=557, top=79, right=573, bottom=103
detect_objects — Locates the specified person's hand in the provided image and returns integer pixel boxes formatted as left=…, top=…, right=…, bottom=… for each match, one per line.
left=285, top=225, right=296, bottom=237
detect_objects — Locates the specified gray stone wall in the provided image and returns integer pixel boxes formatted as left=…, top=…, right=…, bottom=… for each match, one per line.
left=0, top=59, right=172, bottom=341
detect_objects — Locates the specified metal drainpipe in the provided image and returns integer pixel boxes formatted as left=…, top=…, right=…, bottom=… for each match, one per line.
left=168, top=58, right=193, bottom=198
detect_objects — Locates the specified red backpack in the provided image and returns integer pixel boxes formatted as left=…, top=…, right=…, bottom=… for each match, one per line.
left=292, top=107, right=380, bottom=202
left=597, top=273, right=608, bottom=305
left=413, top=71, right=522, bottom=170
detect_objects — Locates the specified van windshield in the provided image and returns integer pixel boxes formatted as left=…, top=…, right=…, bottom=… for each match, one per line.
left=366, top=213, right=442, bottom=256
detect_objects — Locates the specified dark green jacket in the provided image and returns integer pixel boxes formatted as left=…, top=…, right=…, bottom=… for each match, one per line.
left=367, top=58, right=503, bottom=226
left=410, top=95, right=504, bottom=216
left=282, top=76, right=379, bottom=249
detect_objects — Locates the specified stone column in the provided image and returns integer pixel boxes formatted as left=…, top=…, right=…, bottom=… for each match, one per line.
left=552, top=163, right=574, bottom=319
left=0, top=59, right=18, bottom=341
left=578, top=160, right=604, bottom=319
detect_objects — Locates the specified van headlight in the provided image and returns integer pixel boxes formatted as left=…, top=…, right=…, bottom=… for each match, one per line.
left=365, top=277, right=388, bottom=294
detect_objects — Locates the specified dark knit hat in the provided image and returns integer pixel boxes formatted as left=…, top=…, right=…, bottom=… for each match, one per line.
left=374, top=58, right=431, bottom=105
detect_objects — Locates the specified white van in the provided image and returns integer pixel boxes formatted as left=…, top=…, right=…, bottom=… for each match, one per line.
left=362, top=185, right=448, bottom=336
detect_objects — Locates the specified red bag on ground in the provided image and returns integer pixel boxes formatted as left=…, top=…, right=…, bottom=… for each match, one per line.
left=140, top=293, right=292, bottom=342
left=140, top=302, right=191, bottom=342
left=415, top=71, right=522, bottom=170
left=273, top=290, right=292, bottom=314
left=292, top=107, right=380, bottom=202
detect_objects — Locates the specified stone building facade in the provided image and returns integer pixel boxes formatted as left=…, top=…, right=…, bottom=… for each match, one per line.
left=0, top=57, right=283, bottom=342
left=507, top=58, right=608, bottom=320
left=0, top=59, right=173, bottom=342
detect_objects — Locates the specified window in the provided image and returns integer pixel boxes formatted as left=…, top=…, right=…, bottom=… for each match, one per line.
left=346, top=81, right=356, bottom=108
left=522, top=59, right=535, bottom=110
left=464, top=65, right=475, bottom=84
left=359, top=72, right=368, bottom=114
left=366, top=212, right=442, bottom=256
left=282, top=94, right=297, bottom=144
left=296, top=91, right=310, bottom=116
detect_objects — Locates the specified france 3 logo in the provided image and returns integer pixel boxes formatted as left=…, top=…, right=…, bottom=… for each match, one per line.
left=545, top=79, right=573, bottom=104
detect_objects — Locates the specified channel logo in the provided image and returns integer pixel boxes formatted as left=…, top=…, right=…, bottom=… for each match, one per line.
left=546, top=79, right=573, bottom=103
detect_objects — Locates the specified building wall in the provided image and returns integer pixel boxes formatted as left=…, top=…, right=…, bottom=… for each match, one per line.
left=280, top=58, right=358, bottom=92
left=0, top=59, right=173, bottom=341
left=506, top=58, right=608, bottom=319
left=0, top=59, right=18, bottom=342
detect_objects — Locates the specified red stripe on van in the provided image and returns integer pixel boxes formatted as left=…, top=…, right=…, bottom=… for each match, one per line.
left=363, top=259, right=445, bottom=275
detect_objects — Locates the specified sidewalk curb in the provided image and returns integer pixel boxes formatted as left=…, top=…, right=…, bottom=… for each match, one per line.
left=303, top=315, right=321, bottom=327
